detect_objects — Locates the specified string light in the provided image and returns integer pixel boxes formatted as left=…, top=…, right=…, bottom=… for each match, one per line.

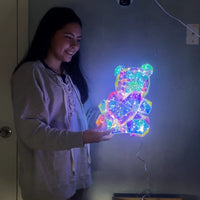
left=96, top=64, right=153, bottom=137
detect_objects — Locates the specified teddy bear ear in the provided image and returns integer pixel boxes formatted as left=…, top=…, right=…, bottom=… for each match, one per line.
left=141, top=64, right=153, bottom=76
left=114, top=65, right=125, bottom=76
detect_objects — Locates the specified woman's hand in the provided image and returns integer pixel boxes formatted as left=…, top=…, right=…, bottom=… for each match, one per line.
left=82, top=126, right=113, bottom=144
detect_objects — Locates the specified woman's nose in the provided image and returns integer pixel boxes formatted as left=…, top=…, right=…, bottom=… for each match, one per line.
left=70, top=39, right=79, bottom=47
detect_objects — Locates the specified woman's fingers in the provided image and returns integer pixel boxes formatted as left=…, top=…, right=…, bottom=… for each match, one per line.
left=101, top=134, right=113, bottom=141
left=82, top=127, right=114, bottom=144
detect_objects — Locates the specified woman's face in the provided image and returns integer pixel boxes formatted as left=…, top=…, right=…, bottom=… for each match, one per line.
left=47, top=22, right=82, bottom=65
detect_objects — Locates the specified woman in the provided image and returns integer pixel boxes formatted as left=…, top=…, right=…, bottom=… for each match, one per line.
left=11, top=7, right=112, bottom=200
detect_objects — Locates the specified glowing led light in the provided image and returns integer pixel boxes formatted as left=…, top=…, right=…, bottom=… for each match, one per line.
left=96, top=64, right=153, bottom=137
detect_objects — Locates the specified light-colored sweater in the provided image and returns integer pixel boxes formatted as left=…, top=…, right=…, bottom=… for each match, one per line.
left=11, top=60, right=92, bottom=200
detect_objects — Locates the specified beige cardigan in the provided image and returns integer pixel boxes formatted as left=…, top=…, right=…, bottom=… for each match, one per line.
left=11, top=60, right=92, bottom=200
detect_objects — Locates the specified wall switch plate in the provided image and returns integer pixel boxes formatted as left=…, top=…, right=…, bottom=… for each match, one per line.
left=186, top=24, right=199, bottom=45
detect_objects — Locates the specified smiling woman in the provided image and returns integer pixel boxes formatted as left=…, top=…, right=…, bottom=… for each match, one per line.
left=11, top=7, right=113, bottom=200
left=45, top=22, right=82, bottom=73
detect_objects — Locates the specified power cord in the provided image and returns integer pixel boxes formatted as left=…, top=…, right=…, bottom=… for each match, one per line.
left=136, top=138, right=152, bottom=199
left=153, top=0, right=200, bottom=38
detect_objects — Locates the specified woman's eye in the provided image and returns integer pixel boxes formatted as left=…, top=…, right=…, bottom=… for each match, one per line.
left=65, top=36, right=71, bottom=39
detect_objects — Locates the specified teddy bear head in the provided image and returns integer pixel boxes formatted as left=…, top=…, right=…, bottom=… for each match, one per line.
left=114, top=64, right=153, bottom=97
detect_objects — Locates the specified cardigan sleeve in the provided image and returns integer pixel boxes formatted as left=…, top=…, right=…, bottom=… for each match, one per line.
left=11, top=62, right=84, bottom=151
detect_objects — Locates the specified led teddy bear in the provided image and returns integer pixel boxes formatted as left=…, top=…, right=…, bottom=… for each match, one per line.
left=96, top=64, right=153, bottom=137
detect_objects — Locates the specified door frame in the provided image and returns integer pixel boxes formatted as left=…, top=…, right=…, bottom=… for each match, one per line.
left=17, top=0, right=28, bottom=199
left=17, top=0, right=28, bottom=63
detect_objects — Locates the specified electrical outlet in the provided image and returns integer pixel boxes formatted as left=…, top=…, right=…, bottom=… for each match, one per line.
left=186, top=24, right=199, bottom=45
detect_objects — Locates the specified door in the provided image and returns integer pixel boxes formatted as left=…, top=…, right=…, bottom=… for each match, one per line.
left=0, top=0, right=28, bottom=199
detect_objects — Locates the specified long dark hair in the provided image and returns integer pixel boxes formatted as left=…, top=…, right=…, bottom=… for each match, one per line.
left=14, top=7, right=88, bottom=103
